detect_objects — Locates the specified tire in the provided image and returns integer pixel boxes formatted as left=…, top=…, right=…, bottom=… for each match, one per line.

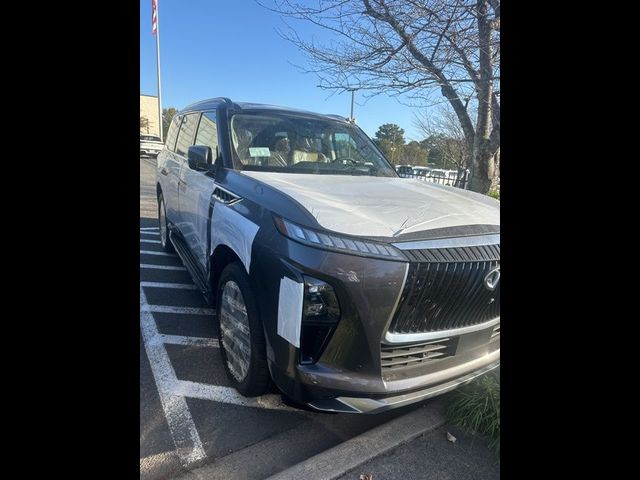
left=158, top=193, right=174, bottom=252
left=216, top=262, right=270, bottom=397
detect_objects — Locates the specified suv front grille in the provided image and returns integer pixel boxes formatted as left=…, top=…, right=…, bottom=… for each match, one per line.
left=388, top=244, right=500, bottom=334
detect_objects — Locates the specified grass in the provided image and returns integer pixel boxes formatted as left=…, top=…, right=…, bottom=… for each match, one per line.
left=447, top=370, right=500, bottom=458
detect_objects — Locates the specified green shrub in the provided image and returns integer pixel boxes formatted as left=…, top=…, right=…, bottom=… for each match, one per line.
left=487, top=190, right=500, bottom=200
left=447, top=371, right=500, bottom=458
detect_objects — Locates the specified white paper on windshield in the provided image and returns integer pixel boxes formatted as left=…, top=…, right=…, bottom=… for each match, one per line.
left=249, top=147, right=270, bottom=157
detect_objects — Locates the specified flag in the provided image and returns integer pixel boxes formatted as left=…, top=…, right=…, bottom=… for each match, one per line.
left=152, top=0, right=158, bottom=35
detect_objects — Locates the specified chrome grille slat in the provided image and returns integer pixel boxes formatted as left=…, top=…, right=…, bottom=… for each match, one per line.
left=388, top=243, right=500, bottom=334
left=465, top=260, right=500, bottom=328
left=450, top=261, right=492, bottom=329
left=402, top=244, right=500, bottom=263
left=425, top=262, right=459, bottom=332
left=434, top=262, right=472, bottom=331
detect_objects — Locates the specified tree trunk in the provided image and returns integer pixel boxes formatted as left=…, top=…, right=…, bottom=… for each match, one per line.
left=470, top=142, right=494, bottom=192
left=469, top=0, right=495, bottom=194
left=490, top=149, right=500, bottom=190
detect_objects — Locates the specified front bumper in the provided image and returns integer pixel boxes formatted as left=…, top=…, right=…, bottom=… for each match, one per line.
left=307, top=355, right=499, bottom=414
left=140, top=147, right=162, bottom=156
left=250, top=228, right=500, bottom=413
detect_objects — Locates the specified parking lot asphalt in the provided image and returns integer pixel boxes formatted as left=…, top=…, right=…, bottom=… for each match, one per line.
left=139, top=155, right=427, bottom=480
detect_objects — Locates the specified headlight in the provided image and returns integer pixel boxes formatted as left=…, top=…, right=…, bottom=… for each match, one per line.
left=273, top=215, right=405, bottom=260
left=300, top=276, right=340, bottom=364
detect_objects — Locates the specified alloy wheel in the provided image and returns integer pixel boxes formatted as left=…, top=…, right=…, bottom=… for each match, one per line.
left=219, top=280, right=252, bottom=382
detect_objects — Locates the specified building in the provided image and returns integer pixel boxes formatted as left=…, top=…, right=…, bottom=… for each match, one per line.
left=140, top=94, right=160, bottom=136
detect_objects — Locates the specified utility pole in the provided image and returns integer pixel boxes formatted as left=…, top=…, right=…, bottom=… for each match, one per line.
left=348, top=88, right=357, bottom=122
left=152, top=0, right=163, bottom=141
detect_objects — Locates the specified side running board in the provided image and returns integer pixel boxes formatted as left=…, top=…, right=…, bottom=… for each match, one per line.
left=169, top=231, right=214, bottom=305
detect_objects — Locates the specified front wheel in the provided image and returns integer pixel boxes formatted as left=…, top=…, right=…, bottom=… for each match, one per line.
left=216, top=262, right=270, bottom=397
left=158, top=193, right=174, bottom=252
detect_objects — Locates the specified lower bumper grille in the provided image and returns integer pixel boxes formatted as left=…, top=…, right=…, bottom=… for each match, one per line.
left=389, top=244, right=500, bottom=334
left=381, top=338, right=454, bottom=371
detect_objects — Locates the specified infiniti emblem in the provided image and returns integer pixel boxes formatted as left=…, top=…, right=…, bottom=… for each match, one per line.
left=484, top=266, right=500, bottom=291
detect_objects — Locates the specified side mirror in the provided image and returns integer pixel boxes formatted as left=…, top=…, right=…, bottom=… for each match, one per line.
left=187, top=145, right=212, bottom=171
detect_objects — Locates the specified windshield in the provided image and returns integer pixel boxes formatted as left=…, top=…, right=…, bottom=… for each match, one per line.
left=229, top=112, right=397, bottom=177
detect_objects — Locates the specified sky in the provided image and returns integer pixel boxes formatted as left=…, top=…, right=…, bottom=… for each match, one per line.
left=140, top=0, right=426, bottom=140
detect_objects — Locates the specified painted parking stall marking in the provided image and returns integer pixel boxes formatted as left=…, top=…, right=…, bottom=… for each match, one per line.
left=141, top=264, right=187, bottom=271
left=141, top=250, right=176, bottom=257
left=142, top=305, right=216, bottom=315
left=140, top=286, right=207, bottom=465
left=159, top=334, right=220, bottom=348
left=140, top=281, right=198, bottom=290
left=139, top=226, right=295, bottom=470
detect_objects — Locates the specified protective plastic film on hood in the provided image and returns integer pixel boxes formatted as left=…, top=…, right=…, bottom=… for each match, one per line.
left=242, top=172, right=499, bottom=238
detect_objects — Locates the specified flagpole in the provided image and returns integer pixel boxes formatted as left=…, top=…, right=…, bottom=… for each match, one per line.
left=154, top=0, right=163, bottom=142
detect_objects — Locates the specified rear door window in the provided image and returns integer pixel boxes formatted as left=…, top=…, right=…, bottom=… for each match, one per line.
left=164, top=115, right=182, bottom=152
left=175, top=113, right=199, bottom=156
left=194, top=111, right=219, bottom=153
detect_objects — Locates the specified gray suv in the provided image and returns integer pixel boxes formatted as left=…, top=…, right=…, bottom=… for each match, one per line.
left=156, top=98, right=500, bottom=413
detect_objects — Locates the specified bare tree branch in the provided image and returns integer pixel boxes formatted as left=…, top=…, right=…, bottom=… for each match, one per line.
left=259, top=0, right=500, bottom=193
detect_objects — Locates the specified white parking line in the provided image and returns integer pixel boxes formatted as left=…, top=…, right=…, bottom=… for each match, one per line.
left=140, top=239, right=161, bottom=244
left=140, top=250, right=176, bottom=257
left=160, top=334, right=219, bottom=348
left=140, top=287, right=207, bottom=465
left=140, top=227, right=159, bottom=231
left=142, top=305, right=216, bottom=315
left=171, top=380, right=296, bottom=411
left=141, top=281, right=197, bottom=290
left=141, top=264, right=187, bottom=271
left=140, top=231, right=158, bottom=236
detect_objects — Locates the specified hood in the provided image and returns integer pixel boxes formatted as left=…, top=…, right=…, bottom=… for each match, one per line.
left=241, top=172, right=499, bottom=238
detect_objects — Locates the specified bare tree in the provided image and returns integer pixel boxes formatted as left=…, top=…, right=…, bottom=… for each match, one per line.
left=262, top=0, right=500, bottom=193
left=140, top=116, right=150, bottom=134
left=415, top=104, right=470, bottom=171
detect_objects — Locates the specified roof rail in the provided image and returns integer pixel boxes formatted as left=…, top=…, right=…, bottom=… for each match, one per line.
left=181, top=97, right=233, bottom=112
left=325, top=114, right=349, bottom=122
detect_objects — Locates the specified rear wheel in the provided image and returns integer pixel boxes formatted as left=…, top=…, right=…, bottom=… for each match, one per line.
left=216, top=262, right=270, bottom=397
left=158, top=194, right=174, bottom=252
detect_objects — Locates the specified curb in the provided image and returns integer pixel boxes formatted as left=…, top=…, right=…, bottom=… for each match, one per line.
left=265, top=397, right=447, bottom=480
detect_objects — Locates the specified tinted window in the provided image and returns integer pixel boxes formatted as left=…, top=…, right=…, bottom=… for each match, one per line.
left=175, top=113, right=199, bottom=156
left=164, top=116, right=182, bottom=152
left=194, top=111, right=218, bottom=153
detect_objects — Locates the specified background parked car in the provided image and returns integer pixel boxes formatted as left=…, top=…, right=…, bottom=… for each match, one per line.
left=396, top=165, right=414, bottom=176
left=426, top=169, right=459, bottom=186
left=412, top=166, right=432, bottom=177
left=140, top=134, right=164, bottom=157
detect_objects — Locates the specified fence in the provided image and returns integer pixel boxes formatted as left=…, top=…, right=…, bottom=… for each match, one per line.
left=397, top=169, right=470, bottom=189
